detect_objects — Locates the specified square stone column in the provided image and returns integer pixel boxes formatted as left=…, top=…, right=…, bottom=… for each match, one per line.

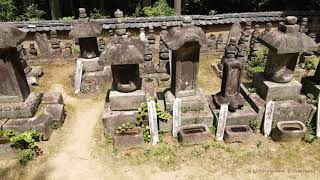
left=0, top=48, right=30, bottom=103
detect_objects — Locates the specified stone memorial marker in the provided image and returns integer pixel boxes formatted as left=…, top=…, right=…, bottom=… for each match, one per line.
left=227, top=23, right=242, bottom=45
left=216, top=103, right=228, bottom=141
left=35, top=33, right=50, bottom=57
left=147, top=100, right=159, bottom=145
left=172, top=98, right=182, bottom=137
left=74, top=59, right=83, bottom=94
left=317, top=96, right=320, bottom=138
left=263, top=101, right=275, bottom=137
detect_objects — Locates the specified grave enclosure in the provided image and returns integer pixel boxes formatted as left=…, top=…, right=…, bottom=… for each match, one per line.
left=1, top=8, right=320, bottom=152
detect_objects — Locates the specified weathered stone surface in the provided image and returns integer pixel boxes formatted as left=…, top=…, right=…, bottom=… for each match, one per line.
left=227, top=23, right=242, bottom=45
left=0, top=119, right=9, bottom=129
left=178, top=124, right=211, bottom=144
left=80, top=66, right=111, bottom=94
left=35, top=33, right=50, bottom=57
left=3, top=114, right=53, bottom=140
left=271, top=121, right=307, bottom=142
left=112, top=127, right=144, bottom=150
left=44, top=104, right=65, bottom=124
left=26, top=66, right=43, bottom=78
left=102, top=103, right=138, bottom=133
left=0, top=48, right=31, bottom=103
left=0, top=93, right=42, bottom=119
left=210, top=104, right=258, bottom=127
left=180, top=103, right=214, bottom=128
left=0, top=23, right=26, bottom=49
left=42, top=92, right=63, bottom=104
left=69, top=20, right=102, bottom=39
left=224, top=125, right=253, bottom=143
left=109, top=90, right=146, bottom=111
left=0, top=143, right=19, bottom=160
left=241, top=84, right=316, bottom=126
left=80, top=57, right=103, bottom=72
left=253, top=73, right=302, bottom=101
left=164, top=90, right=206, bottom=112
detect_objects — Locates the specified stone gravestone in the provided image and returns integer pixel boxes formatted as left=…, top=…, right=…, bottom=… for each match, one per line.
left=172, top=98, right=182, bottom=137
left=35, top=33, right=50, bottom=57
left=227, top=23, right=242, bottom=45
left=147, top=100, right=159, bottom=145
left=263, top=101, right=275, bottom=137
left=317, top=96, right=320, bottom=138
left=74, top=59, right=83, bottom=94
left=216, top=103, right=228, bottom=141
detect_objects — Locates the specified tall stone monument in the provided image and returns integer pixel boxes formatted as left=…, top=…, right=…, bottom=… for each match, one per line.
left=0, top=23, right=65, bottom=140
left=101, top=10, right=146, bottom=133
left=162, top=16, right=213, bottom=128
left=70, top=8, right=110, bottom=93
left=241, top=17, right=318, bottom=135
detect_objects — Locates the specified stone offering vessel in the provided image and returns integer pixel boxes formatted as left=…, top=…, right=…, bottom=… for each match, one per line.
left=258, top=16, right=318, bottom=83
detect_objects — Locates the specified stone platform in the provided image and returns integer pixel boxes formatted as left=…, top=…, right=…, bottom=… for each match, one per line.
left=0, top=92, right=65, bottom=140
left=164, top=90, right=213, bottom=128
left=253, top=73, right=302, bottom=101
left=109, top=90, right=146, bottom=111
left=102, top=103, right=138, bottom=133
left=241, top=84, right=316, bottom=128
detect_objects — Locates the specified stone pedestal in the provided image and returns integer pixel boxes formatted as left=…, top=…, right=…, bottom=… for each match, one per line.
left=241, top=84, right=316, bottom=130
left=253, top=73, right=302, bottom=101
left=164, top=89, right=213, bottom=127
left=109, top=90, right=146, bottom=111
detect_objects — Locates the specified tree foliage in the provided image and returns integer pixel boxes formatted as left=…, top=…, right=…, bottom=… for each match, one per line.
left=0, top=0, right=17, bottom=22
left=143, top=0, right=176, bottom=17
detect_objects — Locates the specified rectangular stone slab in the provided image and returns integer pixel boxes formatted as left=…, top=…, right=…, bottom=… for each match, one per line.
left=42, top=92, right=64, bottom=104
left=0, top=93, right=42, bottom=119
left=253, top=73, right=302, bottom=101
left=44, top=104, right=65, bottom=124
left=80, top=57, right=103, bottom=72
left=112, top=128, right=144, bottom=150
left=180, top=103, right=214, bottom=128
left=2, top=114, right=53, bottom=141
left=109, top=90, right=146, bottom=111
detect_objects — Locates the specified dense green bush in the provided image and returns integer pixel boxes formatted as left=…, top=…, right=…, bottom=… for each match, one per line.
left=89, top=8, right=109, bottom=19
left=246, top=48, right=267, bottom=78
left=0, top=0, right=17, bottom=22
left=23, top=4, right=45, bottom=21
left=143, top=0, right=176, bottom=17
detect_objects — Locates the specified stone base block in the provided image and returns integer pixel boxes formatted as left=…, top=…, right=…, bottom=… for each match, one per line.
left=241, top=84, right=316, bottom=129
left=164, top=90, right=206, bottom=112
left=79, top=57, right=103, bottom=72
left=180, top=103, right=214, bottom=128
left=2, top=115, right=53, bottom=141
left=271, top=121, right=307, bottom=142
left=302, top=76, right=320, bottom=99
left=80, top=66, right=112, bottom=94
left=253, top=73, right=302, bottom=101
left=0, top=93, right=42, bottom=119
left=0, top=143, right=19, bottom=160
left=178, top=124, right=211, bottom=144
left=112, top=127, right=144, bottom=150
left=44, top=104, right=65, bottom=124
left=224, top=125, right=254, bottom=143
left=42, top=92, right=64, bottom=104
left=102, top=103, right=138, bottom=133
left=109, top=90, right=146, bottom=111
left=211, top=105, right=258, bottom=127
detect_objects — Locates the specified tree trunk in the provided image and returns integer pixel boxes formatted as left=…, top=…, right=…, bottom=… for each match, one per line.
left=49, top=0, right=62, bottom=20
left=174, top=0, right=182, bottom=15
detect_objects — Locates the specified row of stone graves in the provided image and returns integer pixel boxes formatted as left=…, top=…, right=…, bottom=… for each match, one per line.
left=0, top=24, right=66, bottom=155
left=99, top=10, right=320, bottom=150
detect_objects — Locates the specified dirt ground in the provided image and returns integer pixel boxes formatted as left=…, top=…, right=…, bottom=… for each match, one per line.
left=1, top=57, right=320, bottom=180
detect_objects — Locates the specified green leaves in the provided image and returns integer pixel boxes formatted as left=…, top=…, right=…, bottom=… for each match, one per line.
left=142, top=0, right=176, bottom=17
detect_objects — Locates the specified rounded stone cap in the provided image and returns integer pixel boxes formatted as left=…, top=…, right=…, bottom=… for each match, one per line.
left=286, top=16, right=298, bottom=25
left=301, top=17, right=308, bottom=22
left=254, top=24, right=260, bottom=28
left=183, top=16, right=192, bottom=24
left=79, top=8, right=86, bottom=14
left=114, top=9, right=123, bottom=18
